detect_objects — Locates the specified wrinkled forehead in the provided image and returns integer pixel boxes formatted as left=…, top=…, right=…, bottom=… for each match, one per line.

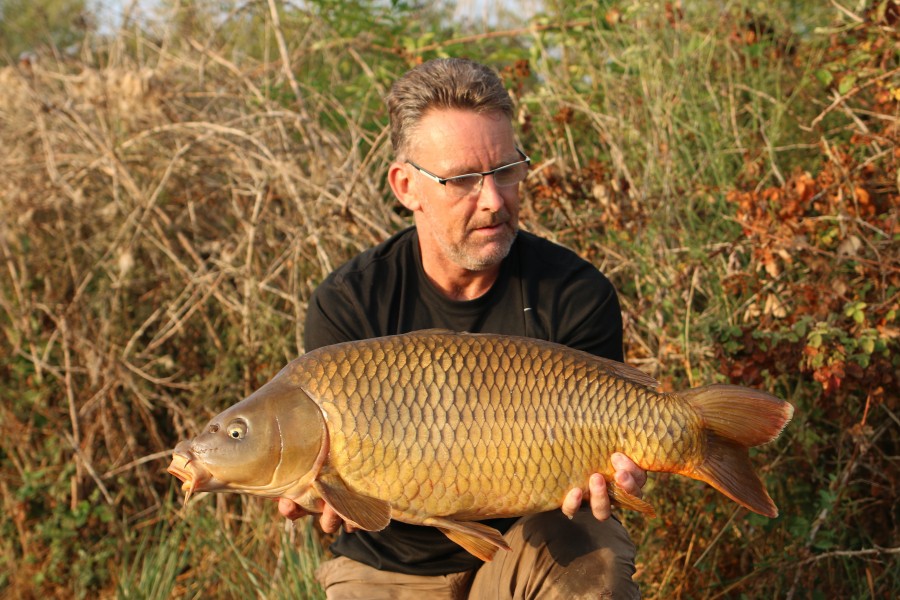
left=407, top=109, right=517, bottom=171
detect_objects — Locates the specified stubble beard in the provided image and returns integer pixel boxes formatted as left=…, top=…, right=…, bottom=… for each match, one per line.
left=430, top=210, right=518, bottom=272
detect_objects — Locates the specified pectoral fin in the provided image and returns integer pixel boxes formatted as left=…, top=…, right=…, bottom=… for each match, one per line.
left=313, top=472, right=391, bottom=531
left=424, top=517, right=511, bottom=561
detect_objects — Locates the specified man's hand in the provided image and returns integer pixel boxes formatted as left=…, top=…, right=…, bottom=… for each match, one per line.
left=277, top=498, right=357, bottom=533
left=561, top=453, right=647, bottom=521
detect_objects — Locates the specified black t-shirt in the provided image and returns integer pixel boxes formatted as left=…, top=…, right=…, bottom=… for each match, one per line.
left=303, top=226, right=623, bottom=575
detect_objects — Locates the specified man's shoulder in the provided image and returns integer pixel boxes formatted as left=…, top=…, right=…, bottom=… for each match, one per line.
left=326, top=227, right=416, bottom=286
left=516, top=230, right=598, bottom=274
left=306, top=227, right=416, bottom=348
left=515, top=229, right=617, bottom=302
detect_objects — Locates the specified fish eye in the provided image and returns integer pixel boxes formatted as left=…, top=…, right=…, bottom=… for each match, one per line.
left=226, top=420, right=248, bottom=440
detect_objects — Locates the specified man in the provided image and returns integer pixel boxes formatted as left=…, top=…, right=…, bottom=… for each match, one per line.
left=279, top=58, right=646, bottom=599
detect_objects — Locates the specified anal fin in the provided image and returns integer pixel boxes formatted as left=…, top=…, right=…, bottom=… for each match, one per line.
left=423, top=517, right=511, bottom=562
left=313, top=471, right=391, bottom=531
left=608, top=479, right=657, bottom=518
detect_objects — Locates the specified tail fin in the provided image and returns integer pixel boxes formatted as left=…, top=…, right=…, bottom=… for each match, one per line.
left=682, top=385, right=793, bottom=518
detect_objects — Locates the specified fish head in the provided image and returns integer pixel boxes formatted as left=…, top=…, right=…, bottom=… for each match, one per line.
left=167, top=367, right=326, bottom=500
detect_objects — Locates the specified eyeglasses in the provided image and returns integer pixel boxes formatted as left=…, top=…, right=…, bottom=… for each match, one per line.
left=406, top=148, right=531, bottom=200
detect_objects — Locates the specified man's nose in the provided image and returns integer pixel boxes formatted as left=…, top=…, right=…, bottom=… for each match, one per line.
left=476, top=174, right=507, bottom=211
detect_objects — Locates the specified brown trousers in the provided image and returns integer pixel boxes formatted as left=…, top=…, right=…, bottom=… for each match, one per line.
left=315, top=508, right=640, bottom=599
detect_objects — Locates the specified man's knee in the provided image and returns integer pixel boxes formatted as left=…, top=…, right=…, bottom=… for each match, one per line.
left=316, top=556, right=472, bottom=600
left=514, top=509, right=639, bottom=599
left=467, top=509, right=639, bottom=599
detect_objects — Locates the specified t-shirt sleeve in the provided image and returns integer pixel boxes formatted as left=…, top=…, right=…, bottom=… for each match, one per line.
left=303, top=273, right=372, bottom=352
left=516, top=232, right=624, bottom=362
left=558, top=267, right=624, bottom=362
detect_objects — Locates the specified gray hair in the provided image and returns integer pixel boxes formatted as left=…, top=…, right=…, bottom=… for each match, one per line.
left=387, top=58, right=514, bottom=158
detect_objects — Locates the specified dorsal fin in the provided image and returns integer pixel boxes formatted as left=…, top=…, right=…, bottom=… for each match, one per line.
left=589, top=355, right=660, bottom=390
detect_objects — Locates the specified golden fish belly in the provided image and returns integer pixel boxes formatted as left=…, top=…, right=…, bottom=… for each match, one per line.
left=289, top=331, right=703, bottom=520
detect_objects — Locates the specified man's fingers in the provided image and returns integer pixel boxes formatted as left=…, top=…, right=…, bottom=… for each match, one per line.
left=561, top=487, right=583, bottom=519
left=613, top=470, right=638, bottom=499
left=277, top=498, right=353, bottom=534
left=278, top=497, right=307, bottom=520
left=320, top=507, right=343, bottom=533
left=320, top=505, right=345, bottom=533
left=588, top=473, right=612, bottom=521
left=611, top=452, right=647, bottom=498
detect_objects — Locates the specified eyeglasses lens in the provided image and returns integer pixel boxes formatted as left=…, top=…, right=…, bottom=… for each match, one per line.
left=445, top=175, right=482, bottom=197
left=493, top=162, right=527, bottom=186
left=445, top=162, right=527, bottom=199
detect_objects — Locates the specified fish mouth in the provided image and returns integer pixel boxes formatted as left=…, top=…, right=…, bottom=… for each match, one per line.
left=167, top=444, right=211, bottom=504
left=166, top=453, right=195, bottom=488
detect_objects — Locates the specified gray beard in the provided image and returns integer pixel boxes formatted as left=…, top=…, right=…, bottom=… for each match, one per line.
left=437, top=225, right=518, bottom=271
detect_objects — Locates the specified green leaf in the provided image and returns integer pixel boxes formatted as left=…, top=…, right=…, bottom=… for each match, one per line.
left=815, top=69, right=834, bottom=87
left=852, top=353, right=871, bottom=368
left=838, top=75, right=857, bottom=95
left=793, top=317, right=813, bottom=338
left=859, top=337, right=875, bottom=355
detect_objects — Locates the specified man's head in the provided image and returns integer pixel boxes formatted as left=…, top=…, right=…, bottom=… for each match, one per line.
left=387, top=59, right=524, bottom=285
left=387, top=58, right=514, bottom=160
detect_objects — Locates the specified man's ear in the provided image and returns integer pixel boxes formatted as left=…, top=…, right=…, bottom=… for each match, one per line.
left=388, top=161, right=422, bottom=212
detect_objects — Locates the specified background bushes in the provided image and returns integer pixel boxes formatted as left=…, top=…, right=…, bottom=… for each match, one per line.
left=0, top=1, right=897, bottom=597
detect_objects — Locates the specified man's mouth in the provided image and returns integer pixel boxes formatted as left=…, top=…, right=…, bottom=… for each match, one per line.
left=473, top=221, right=507, bottom=234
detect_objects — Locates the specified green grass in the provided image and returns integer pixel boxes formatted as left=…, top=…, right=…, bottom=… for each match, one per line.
left=115, top=496, right=325, bottom=599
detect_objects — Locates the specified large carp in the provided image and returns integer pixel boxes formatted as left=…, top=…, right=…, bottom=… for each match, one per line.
left=167, top=330, right=793, bottom=560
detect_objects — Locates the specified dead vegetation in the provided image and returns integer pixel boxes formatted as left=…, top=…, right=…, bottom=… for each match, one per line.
left=0, top=1, right=897, bottom=597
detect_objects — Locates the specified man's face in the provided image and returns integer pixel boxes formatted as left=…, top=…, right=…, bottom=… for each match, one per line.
left=404, top=109, right=521, bottom=272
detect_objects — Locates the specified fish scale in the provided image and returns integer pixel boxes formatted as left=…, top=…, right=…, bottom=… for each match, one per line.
left=168, top=330, right=793, bottom=561
left=292, top=333, right=695, bottom=519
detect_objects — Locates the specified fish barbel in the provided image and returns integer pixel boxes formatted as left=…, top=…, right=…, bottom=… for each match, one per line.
left=167, top=330, right=793, bottom=560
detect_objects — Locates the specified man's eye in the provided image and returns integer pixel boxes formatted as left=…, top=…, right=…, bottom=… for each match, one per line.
left=446, top=175, right=481, bottom=191
left=494, top=164, right=527, bottom=186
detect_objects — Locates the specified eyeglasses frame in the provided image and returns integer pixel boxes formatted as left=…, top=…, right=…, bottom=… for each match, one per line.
left=406, top=148, right=531, bottom=194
